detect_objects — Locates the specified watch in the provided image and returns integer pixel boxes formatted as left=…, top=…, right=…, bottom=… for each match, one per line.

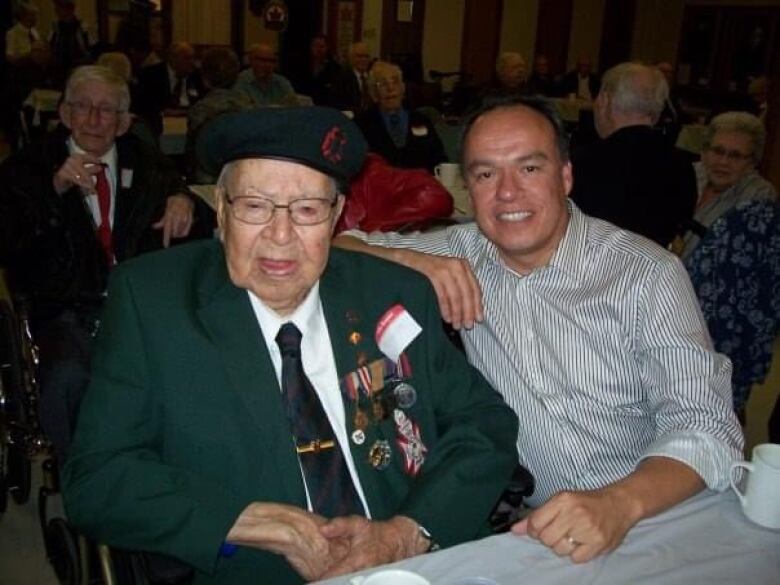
left=417, top=524, right=440, bottom=553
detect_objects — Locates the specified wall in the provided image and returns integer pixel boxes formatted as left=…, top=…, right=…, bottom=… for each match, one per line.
left=362, top=0, right=383, bottom=58
left=422, top=0, right=465, bottom=82
left=171, top=0, right=231, bottom=45
left=499, top=0, right=538, bottom=63
left=567, top=0, right=605, bottom=70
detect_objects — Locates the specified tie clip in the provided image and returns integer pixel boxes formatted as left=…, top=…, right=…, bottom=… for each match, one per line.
left=296, top=439, right=335, bottom=455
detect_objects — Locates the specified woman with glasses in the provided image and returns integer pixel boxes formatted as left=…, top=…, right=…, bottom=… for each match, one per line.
left=681, top=111, right=779, bottom=423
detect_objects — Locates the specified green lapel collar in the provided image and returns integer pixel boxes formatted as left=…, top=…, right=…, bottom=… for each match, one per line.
left=194, top=244, right=305, bottom=505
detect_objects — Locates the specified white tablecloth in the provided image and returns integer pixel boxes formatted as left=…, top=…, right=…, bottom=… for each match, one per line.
left=317, top=491, right=780, bottom=584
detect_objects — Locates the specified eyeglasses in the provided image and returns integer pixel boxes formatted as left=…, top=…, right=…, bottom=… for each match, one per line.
left=67, top=101, right=125, bottom=120
left=707, top=145, right=752, bottom=162
left=375, top=77, right=403, bottom=90
left=225, top=196, right=337, bottom=225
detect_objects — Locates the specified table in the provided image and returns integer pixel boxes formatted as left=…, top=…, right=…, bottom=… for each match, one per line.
left=317, top=491, right=780, bottom=584
left=160, top=115, right=187, bottom=156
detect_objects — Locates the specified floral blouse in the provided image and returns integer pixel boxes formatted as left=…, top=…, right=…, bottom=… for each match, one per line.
left=684, top=198, right=780, bottom=412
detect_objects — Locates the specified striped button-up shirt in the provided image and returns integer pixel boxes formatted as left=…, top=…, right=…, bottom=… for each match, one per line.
left=356, top=203, right=743, bottom=505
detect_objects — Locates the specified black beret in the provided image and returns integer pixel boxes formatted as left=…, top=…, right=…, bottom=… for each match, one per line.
left=196, top=106, right=367, bottom=185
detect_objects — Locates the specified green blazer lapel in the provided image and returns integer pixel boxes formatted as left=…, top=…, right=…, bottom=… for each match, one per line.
left=195, top=246, right=306, bottom=505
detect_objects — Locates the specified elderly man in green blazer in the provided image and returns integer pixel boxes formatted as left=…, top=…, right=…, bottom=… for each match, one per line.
left=62, top=106, right=519, bottom=584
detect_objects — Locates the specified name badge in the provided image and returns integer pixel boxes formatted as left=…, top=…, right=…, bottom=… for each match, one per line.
left=411, top=125, right=428, bottom=137
left=376, top=304, right=422, bottom=363
left=120, top=168, right=133, bottom=189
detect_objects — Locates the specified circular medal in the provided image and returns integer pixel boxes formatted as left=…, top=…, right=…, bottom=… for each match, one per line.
left=393, top=382, right=417, bottom=408
left=351, top=429, right=365, bottom=445
left=354, top=407, right=369, bottom=431
left=368, top=439, right=392, bottom=470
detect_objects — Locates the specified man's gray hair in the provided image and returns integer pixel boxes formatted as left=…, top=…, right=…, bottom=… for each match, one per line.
left=600, top=62, right=668, bottom=123
left=64, top=65, right=131, bottom=112
left=705, top=111, right=765, bottom=164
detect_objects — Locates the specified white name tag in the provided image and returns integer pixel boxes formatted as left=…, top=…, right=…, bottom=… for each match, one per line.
left=411, top=125, right=428, bottom=137
left=375, top=304, right=422, bottom=362
left=121, top=168, right=133, bottom=189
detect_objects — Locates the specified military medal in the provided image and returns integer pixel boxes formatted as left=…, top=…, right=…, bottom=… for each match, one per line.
left=393, top=382, right=417, bottom=408
left=394, top=409, right=427, bottom=476
left=368, top=439, right=392, bottom=470
left=351, top=429, right=366, bottom=445
left=371, top=397, right=386, bottom=421
left=354, top=407, right=369, bottom=431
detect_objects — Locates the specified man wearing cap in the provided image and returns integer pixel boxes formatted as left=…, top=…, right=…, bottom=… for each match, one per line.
left=62, top=106, right=519, bottom=584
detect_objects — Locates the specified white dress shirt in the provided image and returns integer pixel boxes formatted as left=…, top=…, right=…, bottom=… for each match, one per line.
left=350, top=202, right=744, bottom=506
left=248, top=283, right=371, bottom=516
left=67, top=138, right=118, bottom=229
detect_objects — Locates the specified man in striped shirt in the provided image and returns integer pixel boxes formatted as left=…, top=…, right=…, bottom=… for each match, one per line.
left=335, top=96, right=743, bottom=563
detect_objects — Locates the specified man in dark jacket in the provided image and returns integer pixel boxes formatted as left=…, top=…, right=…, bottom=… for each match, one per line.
left=0, top=65, right=208, bottom=461
left=570, top=62, right=696, bottom=247
left=356, top=61, right=447, bottom=172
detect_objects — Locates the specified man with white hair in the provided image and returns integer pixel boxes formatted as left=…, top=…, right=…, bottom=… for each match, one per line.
left=5, top=2, right=40, bottom=63
left=0, top=65, right=205, bottom=462
left=570, top=62, right=696, bottom=247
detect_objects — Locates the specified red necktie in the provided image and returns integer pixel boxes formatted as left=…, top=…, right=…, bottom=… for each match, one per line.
left=95, top=165, right=114, bottom=264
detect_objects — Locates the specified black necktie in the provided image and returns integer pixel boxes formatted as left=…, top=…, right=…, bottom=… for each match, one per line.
left=276, top=323, right=363, bottom=517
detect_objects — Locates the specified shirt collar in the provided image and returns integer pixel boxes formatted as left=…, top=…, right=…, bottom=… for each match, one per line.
left=249, top=282, right=323, bottom=341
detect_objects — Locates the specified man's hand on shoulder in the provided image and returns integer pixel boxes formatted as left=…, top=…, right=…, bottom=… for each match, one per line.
left=333, top=234, right=484, bottom=329
left=318, top=515, right=430, bottom=578
left=226, top=502, right=349, bottom=581
left=153, top=193, right=194, bottom=247
left=403, top=252, right=483, bottom=330
left=512, top=487, right=642, bottom=563
left=53, top=153, right=103, bottom=195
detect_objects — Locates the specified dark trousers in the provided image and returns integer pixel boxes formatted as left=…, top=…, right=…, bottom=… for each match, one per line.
left=36, top=309, right=99, bottom=464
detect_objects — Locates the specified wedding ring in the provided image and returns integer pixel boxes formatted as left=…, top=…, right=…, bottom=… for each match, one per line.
left=75, top=173, right=81, bottom=180
left=566, top=535, right=580, bottom=547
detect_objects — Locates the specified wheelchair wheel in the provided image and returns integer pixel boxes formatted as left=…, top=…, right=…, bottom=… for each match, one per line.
left=46, top=517, right=83, bottom=585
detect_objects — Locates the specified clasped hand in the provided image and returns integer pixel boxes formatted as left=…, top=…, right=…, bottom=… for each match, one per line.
left=227, top=504, right=425, bottom=581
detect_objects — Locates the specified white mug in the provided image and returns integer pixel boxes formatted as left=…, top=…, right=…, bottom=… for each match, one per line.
left=350, top=569, right=431, bottom=585
left=730, top=443, right=780, bottom=530
left=434, top=163, right=461, bottom=187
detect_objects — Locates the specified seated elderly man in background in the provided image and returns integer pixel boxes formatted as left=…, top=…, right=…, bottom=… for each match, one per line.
left=356, top=61, right=447, bottom=172
left=135, top=41, right=205, bottom=135
left=0, top=65, right=207, bottom=463
left=62, top=106, right=519, bottom=584
left=570, top=62, right=696, bottom=247
left=681, top=111, right=779, bottom=423
left=186, top=46, right=254, bottom=184
left=481, top=52, right=529, bottom=102
left=234, top=42, right=298, bottom=107
left=527, top=54, right=556, bottom=97
left=329, top=41, right=374, bottom=116
left=336, top=96, right=743, bottom=563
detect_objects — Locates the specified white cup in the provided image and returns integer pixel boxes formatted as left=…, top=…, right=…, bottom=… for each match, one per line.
left=350, top=569, right=431, bottom=585
left=730, top=443, right=780, bottom=530
left=434, top=163, right=461, bottom=187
